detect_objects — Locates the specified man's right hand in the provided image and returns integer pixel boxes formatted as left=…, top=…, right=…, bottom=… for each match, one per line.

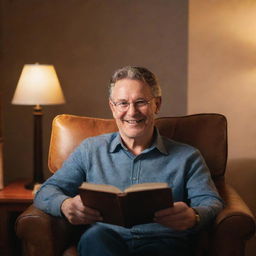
left=61, top=195, right=103, bottom=225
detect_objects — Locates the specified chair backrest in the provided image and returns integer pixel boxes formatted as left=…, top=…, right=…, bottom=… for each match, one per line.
left=48, top=113, right=227, bottom=180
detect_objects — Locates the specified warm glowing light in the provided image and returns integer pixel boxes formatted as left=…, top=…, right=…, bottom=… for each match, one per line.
left=12, top=64, right=65, bottom=105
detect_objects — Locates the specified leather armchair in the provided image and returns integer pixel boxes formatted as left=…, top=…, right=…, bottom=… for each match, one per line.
left=16, top=113, right=255, bottom=256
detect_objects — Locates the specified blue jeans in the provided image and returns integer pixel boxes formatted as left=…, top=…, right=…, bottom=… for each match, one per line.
left=77, top=225, right=194, bottom=256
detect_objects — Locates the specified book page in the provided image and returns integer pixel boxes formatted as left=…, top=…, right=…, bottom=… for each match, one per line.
left=124, top=182, right=169, bottom=193
left=79, top=182, right=122, bottom=194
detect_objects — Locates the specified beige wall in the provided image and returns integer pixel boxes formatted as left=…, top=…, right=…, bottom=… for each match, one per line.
left=188, top=1, right=256, bottom=255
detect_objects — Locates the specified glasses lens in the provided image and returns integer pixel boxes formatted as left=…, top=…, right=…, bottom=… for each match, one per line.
left=135, top=100, right=148, bottom=108
left=113, top=98, right=153, bottom=112
left=116, top=102, right=129, bottom=111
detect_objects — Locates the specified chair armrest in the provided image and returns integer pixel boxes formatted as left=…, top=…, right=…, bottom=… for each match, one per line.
left=216, top=183, right=255, bottom=238
left=209, top=182, right=256, bottom=256
left=15, top=205, right=85, bottom=256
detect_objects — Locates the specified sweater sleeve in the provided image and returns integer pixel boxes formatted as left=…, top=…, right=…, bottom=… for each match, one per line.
left=34, top=142, right=87, bottom=217
left=185, top=149, right=225, bottom=230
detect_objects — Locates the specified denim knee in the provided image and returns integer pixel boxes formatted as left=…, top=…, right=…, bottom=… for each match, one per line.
left=80, top=225, right=107, bottom=242
left=78, top=225, right=129, bottom=256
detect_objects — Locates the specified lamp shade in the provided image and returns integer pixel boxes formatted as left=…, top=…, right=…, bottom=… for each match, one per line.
left=12, top=64, right=65, bottom=105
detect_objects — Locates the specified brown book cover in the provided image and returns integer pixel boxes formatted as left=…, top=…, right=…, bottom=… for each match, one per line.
left=78, top=182, right=173, bottom=228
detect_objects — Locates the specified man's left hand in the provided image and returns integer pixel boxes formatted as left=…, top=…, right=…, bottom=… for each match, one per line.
left=154, top=202, right=197, bottom=230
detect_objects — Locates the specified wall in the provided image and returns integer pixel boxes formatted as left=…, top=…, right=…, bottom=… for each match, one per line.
left=0, top=0, right=188, bottom=182
left=188, top=1, right=256, bottom=255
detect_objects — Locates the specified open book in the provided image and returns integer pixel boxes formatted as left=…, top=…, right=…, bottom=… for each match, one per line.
left=79, top=182, right=172, bottom=228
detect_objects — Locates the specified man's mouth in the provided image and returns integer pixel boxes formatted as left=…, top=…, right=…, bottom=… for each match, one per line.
left=123, top=119, right=144, bottom=124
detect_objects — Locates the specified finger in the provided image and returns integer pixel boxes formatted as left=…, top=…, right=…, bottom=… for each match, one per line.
left=68, top=208, right=102, bottom=225
left=155, top=208, right=173, bottom=217
left=84, top=213, right=103, bottom=222
left=154, top=212, right=186, bottom=223
left=155, top=206, right=180, bottom=217
left=72, top=199, right=101, bottom=219
left=72, top=195, right=87, bottom=211
left=154, top=212, right=189, bottom=229
left=84, top=210, right=103, bottom=221
left=155, top=202, right=188, bottom=217
left=73, top=205, right=102, bottom=220
left=84, top=205, right=101, bottom=217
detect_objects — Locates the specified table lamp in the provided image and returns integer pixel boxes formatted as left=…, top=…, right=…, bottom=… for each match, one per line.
left=12, top=64, right=66, bottom=190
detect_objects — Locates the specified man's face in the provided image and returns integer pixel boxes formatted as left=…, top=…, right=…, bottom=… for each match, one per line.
left=109, top=79, right=161, bottom=143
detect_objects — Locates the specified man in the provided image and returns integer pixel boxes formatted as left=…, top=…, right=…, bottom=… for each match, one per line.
left=34, top=66, right=224, bottom=256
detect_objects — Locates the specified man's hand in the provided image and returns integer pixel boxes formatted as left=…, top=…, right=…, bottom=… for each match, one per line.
left=154, top=202, right=197, bottom=230
left=61, top=195, right=103, bottom=225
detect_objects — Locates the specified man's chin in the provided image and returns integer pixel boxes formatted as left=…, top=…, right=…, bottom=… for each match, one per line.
left=121, top=129, right=146, bottom=139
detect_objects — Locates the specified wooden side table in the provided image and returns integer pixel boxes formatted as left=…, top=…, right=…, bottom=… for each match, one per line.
left=0, top=180, right=33, bottom=256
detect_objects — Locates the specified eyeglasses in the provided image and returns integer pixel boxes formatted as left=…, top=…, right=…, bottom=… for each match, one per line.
left=110, top=97, right=155, bottom=112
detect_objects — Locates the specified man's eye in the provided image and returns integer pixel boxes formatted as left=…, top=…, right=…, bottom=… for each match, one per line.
left=117, top=102, right=129, bottom=107
left=135, top=100, right=147, bottom=106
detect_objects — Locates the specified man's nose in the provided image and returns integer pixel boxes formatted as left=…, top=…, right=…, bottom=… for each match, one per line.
left=127, top=103, right=138, bottom=115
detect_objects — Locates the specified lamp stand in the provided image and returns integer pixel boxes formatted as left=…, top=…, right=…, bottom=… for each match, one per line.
left=25, top=105, right=44, bottom=190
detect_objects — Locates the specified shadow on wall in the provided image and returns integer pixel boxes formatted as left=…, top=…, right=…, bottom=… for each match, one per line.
left=226, top=158, right=256, bottom=256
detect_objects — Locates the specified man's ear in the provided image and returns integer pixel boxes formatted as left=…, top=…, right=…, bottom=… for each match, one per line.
left=154, top=97, right=162, bottom=114
left=109, top=100, right=116, bottom=118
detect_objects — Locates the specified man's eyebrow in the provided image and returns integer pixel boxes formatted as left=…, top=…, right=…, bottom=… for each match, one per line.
left=117, top=97, right=147, bottom=101
left=112, top=98, right=128, bottom=102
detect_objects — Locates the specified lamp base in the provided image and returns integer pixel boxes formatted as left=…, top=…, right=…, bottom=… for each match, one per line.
left=24, top=105, right=44, bottom=192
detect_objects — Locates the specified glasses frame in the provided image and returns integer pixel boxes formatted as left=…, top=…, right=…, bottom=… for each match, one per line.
left=110, top=97, right=155, bottom=112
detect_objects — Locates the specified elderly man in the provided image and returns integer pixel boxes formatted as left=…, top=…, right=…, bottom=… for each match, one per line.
left=34, top=66, right=224, bottom=256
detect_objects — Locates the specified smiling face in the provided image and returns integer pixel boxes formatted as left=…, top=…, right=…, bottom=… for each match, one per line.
left=109, top=79, right=161, bottom=147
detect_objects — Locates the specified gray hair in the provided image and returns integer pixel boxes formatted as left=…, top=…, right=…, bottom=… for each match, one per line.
left=109, top=66, right=162, bottom=98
